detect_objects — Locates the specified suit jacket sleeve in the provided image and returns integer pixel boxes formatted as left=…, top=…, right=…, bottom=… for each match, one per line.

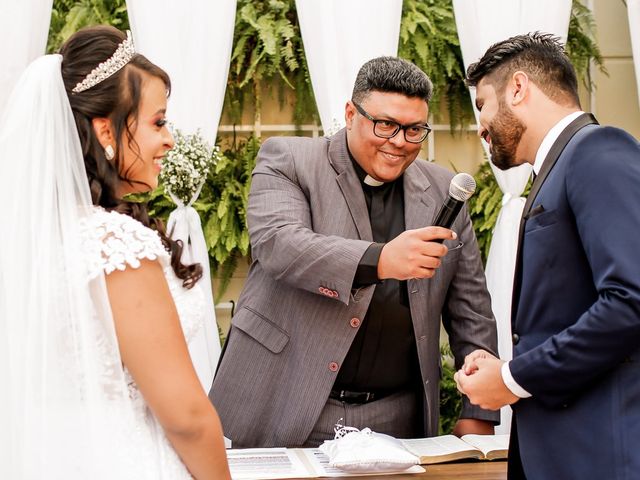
left=442, top=203, right=500, bottom=422
left=510, top=127, right=640, bottom=407
left=247, top=137, right=371, bottom=305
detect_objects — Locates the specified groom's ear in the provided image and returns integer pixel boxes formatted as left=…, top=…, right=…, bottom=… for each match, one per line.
left=91, top=117, right=115, bottom=149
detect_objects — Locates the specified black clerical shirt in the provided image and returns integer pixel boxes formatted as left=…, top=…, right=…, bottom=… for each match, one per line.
left=333, top=154, right=420, bottom=393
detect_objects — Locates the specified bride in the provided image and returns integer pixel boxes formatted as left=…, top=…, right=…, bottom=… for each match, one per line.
left=0, top=26, right=230, bottom=479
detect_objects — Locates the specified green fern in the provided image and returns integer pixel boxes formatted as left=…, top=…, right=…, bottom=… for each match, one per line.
left=566, top=1, right=607, bottom=90
left=47, top=0, right=129, bottom=53
left=198, top=136, right=260, bottom=300
left=439, top=344, right=462, bottom=435
left=47, top=0, right=606, bottom=296
left=399, top=0, right=471, bottom=131
left=225, top=0, right=317, bottom=126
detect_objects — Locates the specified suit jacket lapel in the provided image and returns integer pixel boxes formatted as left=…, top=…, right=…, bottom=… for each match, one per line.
left=519, top=113, right=598, bottom=224
left=403, top=161, right=435, bottom=297
left=328, top=129, right=373, bottom=241
left=403, top=161, right=435, bottom=231
left=511, top=113, right=598, bottom=322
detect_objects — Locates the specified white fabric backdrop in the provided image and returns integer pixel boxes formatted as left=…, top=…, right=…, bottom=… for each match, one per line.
left=127, top=0, right=236, bottom=145
left=127, top=0, right=238, bottom=390
left=295, top=0, right=402, bottom=135
left=0, top=0, right=52, bottom=116
left=453, top=0, right=572, bottom=433
left=629, top=0, right=640, bottom=109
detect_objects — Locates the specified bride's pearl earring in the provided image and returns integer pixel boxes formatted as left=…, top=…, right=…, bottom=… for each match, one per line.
left=105, top=145, right=115, bottom=161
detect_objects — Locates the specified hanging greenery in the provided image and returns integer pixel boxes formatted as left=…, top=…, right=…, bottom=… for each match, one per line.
left=398, top=0, right=606, bottom=131
left=439, top=344, right=463, bottom=435
left=202, top=136, right=260, bottom=300
left=399, top=0, right=471, bottom=130
left=224, top=0, right=318, bottom=128
left=566, top=1, right=607, bottom=89
left=47, top=0, right=128, bottom=53
left=46, top=0, right=607, bottom=288
left=48, top=0, right=605, bottom=132
left=467, top=162, right=504, bottom=264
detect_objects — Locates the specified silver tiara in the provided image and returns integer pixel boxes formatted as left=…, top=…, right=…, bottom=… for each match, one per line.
left=72, top=30, right=136, bottom=93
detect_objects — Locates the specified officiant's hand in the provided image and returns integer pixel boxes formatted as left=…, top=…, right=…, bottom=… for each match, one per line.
left=378, top=226, right=456, bottom=280
left=461, top=349, right=497, bottom=375
left=452, top=418, right=494, bottom=437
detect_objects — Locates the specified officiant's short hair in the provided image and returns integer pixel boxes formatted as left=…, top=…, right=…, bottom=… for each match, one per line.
left=351, top=56, right=433, bottom=104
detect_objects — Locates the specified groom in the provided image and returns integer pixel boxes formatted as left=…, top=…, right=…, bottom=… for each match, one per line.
left=455, top=32, right=640, bottom=479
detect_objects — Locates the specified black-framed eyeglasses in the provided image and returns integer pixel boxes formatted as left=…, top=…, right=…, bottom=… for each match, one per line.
left=352, top=101, right=431, bottom=143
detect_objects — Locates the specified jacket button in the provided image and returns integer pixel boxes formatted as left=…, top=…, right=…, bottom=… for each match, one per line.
left=332, top=290, right=339, bottom=298
left=512, top=333, right=520, bottom=345
left=328, top=362, right=339, bottom=372
left=350, top=317, right=361, bottom=328
left=318, top=287, right=326, bottom=294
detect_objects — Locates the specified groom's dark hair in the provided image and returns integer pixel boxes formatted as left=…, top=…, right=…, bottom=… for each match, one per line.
left=466, top=31, right=580, bottom=107
left=352, top=56, right=433, bottom=104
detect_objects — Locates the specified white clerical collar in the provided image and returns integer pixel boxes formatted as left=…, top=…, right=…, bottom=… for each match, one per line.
left=364, top=175, right=385, bottom=187
left=533, top=111, right=584, bottom=175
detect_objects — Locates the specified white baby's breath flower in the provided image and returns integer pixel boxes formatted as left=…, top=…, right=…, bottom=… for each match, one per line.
left=160, top=128, right=221, bottom=205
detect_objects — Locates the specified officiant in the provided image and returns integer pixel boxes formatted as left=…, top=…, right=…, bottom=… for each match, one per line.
left=209, top=56, right=499, bottom=448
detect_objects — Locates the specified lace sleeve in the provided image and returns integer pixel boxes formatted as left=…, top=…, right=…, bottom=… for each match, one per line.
left=82, top=209, right=169, bottom=279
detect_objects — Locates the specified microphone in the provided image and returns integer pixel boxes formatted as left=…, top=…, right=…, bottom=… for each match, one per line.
left=432, top=172, right=476, bottom=243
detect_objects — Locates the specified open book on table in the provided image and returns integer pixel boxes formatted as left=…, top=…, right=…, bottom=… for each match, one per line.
left=226, top=434, right=508, bottom=478
left=227, top=448, right=425, bottom=479
left=400, top=434, right=509, bottom=464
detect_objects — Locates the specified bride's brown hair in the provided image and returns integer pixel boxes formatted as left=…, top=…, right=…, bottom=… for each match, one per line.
left=60, top=25, right=202, bottom=289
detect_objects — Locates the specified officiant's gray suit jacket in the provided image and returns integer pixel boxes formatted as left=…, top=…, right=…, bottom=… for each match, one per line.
left=209, top=129, right=498, bottom=448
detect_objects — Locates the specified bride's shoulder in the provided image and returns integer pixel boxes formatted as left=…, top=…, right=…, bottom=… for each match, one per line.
left=80, top=207, right=169, bottom=278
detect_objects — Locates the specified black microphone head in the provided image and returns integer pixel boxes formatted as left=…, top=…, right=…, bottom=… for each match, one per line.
left=449, top=173, right=476, bottom=201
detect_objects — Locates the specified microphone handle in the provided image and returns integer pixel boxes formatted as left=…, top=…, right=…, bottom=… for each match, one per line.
left=432, top=196, right=464, bottom=244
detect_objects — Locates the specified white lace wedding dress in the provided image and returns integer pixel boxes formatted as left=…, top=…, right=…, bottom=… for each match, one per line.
left=80, top=207, right=206, bottom=479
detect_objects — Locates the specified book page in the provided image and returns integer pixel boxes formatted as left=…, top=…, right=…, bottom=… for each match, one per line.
left=400, top=436, right=481, bottom=463
left=297, top=449, right=353, bottom=476
left=460, top=434, right=509, bottom=459
left=227, top=448, right=315, bottom=479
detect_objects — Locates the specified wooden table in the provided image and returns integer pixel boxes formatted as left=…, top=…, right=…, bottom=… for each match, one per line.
left=372, top=461, right=507, bottom=479
left=287, top=461, right=507, bottom=479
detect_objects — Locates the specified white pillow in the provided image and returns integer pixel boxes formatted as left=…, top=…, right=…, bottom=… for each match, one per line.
left=319, top=427, right=419, bottom=473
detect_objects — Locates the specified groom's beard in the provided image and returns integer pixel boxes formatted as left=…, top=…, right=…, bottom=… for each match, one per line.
left=489, top=100, right=527, bottom=171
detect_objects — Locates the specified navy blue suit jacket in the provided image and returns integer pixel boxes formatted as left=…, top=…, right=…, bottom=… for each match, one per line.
left=509, top=114, right=640, bottom=479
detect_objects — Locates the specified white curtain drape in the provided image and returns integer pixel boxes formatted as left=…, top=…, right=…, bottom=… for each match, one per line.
left=127, top=0, right=236, bottom=145
left=127, top=0, right=238, bottom=391
left=0, top=0, right=52, bottom=115
left=295, top=0, right=403, bottom=135
left=453, top=0, right=572, bottom=433
left=629, top=0, right=640, bottom=109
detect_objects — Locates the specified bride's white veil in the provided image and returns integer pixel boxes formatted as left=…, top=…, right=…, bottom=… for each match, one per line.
left=0, top=55, right=147, bottom=479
